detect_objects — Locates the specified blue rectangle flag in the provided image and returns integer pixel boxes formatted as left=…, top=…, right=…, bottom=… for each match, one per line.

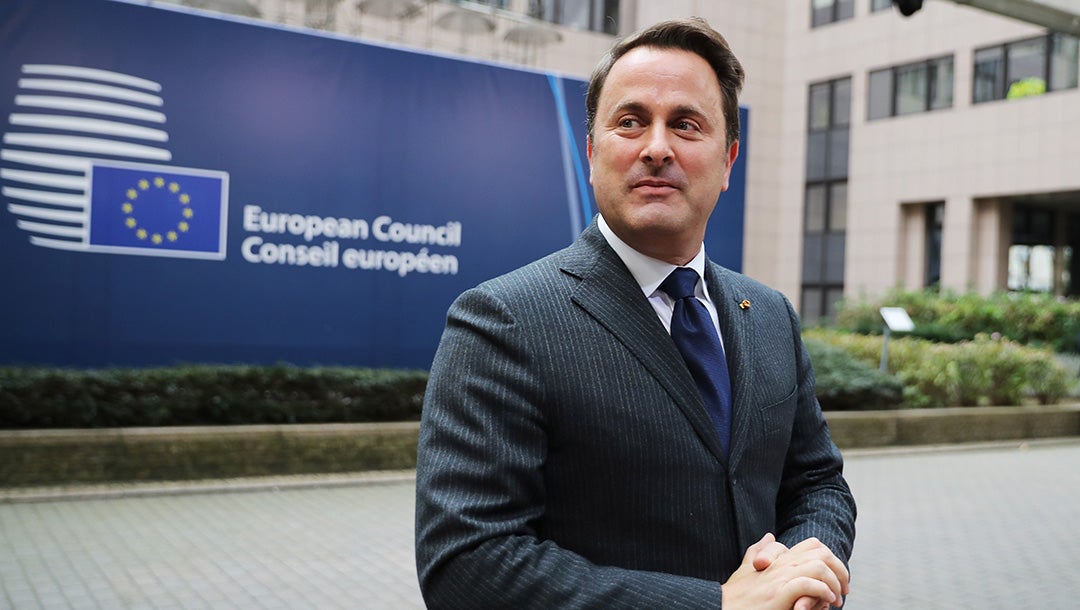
left=88, top=162, right=228, bottom=259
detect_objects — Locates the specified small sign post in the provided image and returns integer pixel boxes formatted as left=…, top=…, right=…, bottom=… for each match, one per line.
left=879, top=307, right=915, bottom=371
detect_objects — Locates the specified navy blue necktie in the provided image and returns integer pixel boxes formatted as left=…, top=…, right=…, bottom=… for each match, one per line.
left=659, top=267, right=733, bottom=456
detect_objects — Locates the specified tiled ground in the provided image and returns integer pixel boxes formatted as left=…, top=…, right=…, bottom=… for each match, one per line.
left=2, top=441, right=1078, bottom=609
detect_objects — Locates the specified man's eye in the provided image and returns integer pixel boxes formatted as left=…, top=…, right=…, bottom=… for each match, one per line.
left=675, top=120, right=697, bottom=131
left=619, top=118, right=640, bottom=128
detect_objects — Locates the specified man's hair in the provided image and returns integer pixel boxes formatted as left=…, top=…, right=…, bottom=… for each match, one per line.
left=585, top=17, right=745, bottom=148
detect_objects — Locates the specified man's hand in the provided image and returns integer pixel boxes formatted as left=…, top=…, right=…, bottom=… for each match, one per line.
left=721, top=533, right=849, bottom=610
left=751, top=535, right=836, bottom=610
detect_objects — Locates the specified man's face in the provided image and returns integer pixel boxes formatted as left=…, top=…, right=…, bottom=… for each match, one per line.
left=587, top=46, right=738, bottom=265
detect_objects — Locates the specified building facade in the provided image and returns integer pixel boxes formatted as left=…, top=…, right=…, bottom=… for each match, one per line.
left=173, top=0, right=1080, bottom=322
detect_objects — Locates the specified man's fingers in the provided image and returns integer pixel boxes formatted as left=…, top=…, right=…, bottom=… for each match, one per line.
left=781, top=576, right=836, bottom=608
left=771, top=538, right=846, bottom=606
left=742, top=532, right=775, bottom=565
left=793, top=596, right=828, bottom=610
left=789, top=538, right=850, bottom=598
left=751, top=536, right=789, bottom=572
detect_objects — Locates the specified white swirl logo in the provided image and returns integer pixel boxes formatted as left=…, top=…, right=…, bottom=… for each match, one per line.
left=1, top=64, right=229, bottom=259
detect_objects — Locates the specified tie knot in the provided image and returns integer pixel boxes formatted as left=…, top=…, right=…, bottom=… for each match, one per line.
left=659, top=267, right=700, bottom=301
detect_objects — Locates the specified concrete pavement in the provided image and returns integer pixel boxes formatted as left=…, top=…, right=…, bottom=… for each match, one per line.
left=2, top=440, right=1079, bottom=609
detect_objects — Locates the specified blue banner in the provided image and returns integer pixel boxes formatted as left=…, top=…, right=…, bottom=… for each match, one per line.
left=0, top=0, right=745, bottom=369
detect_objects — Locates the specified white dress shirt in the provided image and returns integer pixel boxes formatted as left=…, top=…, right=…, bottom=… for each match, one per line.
left=597, top=214, right=725, bottom=348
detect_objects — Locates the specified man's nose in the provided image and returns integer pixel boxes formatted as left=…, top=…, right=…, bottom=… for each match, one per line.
left=640, top=124, right=673, bottom=166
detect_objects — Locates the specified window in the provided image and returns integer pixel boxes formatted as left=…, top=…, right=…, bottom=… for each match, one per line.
left=895, top=63, right=929, bottom=115
left=871, top=0, right=892, bottom=12
left=868, top=56, right=953, bottom=120
left=973, top=33, right=1079, bottom=103
left=454, top=0, right=509, bottom=7
left=528, top=0, right=619, bottom=35
left=1009, top=205, right=1054, bottom=292
left=1006, top=205, right=1080, bottom=295
left=812, top=0, right=854, bottom=28
left=806, top=79, right=850, bottom=181
left=802, top=77, right=850, bottom=323
left=1051, top=33, right=1079, bottom=90
left=925, top=203, right=943, bottom=287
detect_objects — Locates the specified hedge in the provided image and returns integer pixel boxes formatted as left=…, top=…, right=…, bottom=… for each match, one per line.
left=805, top=329, right=1073, bottom=408
left=0, top=365, right=427, bottom=429
left=803, top=338, right=904, bottom=411
left=4, top=330, right=1073, bottom=428
left=833, top=288, right=1080, bottom=353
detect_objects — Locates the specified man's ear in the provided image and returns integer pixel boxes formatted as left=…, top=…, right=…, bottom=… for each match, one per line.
left=586, top=136, right=594, bottom=185
left=720, top=139, right=739, bottom=192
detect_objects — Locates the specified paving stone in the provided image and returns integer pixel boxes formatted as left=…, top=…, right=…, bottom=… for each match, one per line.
left=0, top=444, right=1077, bottom=609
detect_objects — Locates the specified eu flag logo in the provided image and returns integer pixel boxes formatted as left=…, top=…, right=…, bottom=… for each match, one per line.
left=88, top=161, right=229, bottom=260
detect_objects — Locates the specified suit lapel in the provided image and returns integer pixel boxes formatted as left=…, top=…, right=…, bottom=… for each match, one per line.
left=705, top=263, right=755, bottom=471
left=561, top=224, right=728, bottom=463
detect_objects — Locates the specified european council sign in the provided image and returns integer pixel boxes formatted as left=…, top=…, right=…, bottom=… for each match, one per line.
left=0, top=0, right=747, bottom=369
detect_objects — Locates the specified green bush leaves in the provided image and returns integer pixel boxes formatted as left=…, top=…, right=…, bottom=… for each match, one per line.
left=834, top=289, right=1080, bottom=353
left=0, top=365, right=427, bottom=428
left=804, top=338, right=905, bottom=410
left=805, top=329, right=1072, bottom=408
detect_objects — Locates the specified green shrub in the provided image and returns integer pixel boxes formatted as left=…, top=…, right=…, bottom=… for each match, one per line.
left=805, top=329, right=1073, bottom=407
left=834, top=289, right=1080, bottom=353
left=0, top=365, right=428, bottom=429
left=804, top=338, right=904, bottom=410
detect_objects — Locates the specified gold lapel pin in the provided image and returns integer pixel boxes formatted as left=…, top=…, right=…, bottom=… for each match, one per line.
left=739, top=299, right=751, bottom=310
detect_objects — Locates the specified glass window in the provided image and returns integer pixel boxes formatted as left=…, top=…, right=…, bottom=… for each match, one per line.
left=528, top=0, right=617, bottom=34
left=803, top=235, right=824, bottom=283
left=837, top=0, right=855, bottom=21
left=803, top=78, right=848, bottom=322
left=602, top=0, right=619, bottom=35
left=824, top=288, right=845, bottom=319
left=827, top=129, right=849, bottom=179
left=973, top=46, right=1005, bottom=103
left=561, top=1, right=590, bottom=30
left=925, top=203, right=943, bottom=287
left=825, top=234, right=846, bottom=284
left=871, top=56, right=952, bottom=118
left=833, top=78, right=851, bottom=126
left=1051, top=33, right=1079, bottom=91
left=868, top=68, right=893, bottom=120
left=802, top=287, right=823, bottom=323
left=809, top=82, right=832, bottom=130
left=812, top=0, right=853, bottom=27
left=806, top=132, right=828, bottom=181
left=1007, top=38, right=1047, bottom=83
left=1006, top=37, right=1048, bottom=98
left=1008, top=245, right=1056, bottom=291
left=871, top=0, right=892, bottom=12
left=895, top=62, right=928, bottom=115
left=929, top=56, right=954, bottom=110
left=976, top=33, right=1078, bottom=103
left=805, top=185, right=827, bottom=232
left=829, top=182, right=848, bottom=231
left=812, top=0, right=834, bottom=27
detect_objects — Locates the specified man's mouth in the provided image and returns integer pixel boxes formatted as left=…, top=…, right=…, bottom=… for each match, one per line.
left=630, top=178, right=678, bottom=195
left=633, top=178, right=677, bottom=189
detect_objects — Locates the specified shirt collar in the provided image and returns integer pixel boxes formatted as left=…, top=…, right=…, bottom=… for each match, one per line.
left=597, top=213, right=709, bottom=301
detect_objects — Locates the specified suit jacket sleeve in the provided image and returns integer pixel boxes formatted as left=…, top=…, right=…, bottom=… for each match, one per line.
left=415, top=285, right=724, bottom=610
left=772, top=295, right=856, bottom=564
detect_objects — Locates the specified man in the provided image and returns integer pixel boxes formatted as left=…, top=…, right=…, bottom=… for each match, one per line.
left=415, top=17, right=855, bottom=610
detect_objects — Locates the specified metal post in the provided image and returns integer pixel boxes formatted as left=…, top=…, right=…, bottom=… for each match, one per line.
left=880, top=326, right=892, bottom=372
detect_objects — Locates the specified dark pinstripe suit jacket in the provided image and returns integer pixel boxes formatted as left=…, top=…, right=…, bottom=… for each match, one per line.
left=415, top=221, right=855, bottom=609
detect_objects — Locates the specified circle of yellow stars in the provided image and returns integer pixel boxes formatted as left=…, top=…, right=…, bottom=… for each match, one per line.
left=120, top=176, right=193, bottom=245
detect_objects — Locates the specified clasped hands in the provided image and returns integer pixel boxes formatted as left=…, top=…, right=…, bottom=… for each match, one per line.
left=721, top=533, right=849, bottom=610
